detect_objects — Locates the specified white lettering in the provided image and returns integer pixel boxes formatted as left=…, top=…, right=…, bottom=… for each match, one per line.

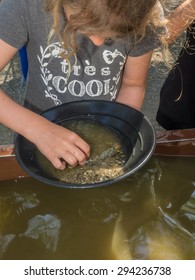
left=101, top=67, right=111, bottom=76
left=85, top=66, right=96, bottom=76
left=61, top=60, right=69, bottom=74
left=86, top=80, right=103, bottom=97
left=72, top=65, right=81, bottom=76
left=103, top=79, right=111, bottom=95
left=52, top=76, right=67, bottom=93
left=68, top=80, right=85, bottom=97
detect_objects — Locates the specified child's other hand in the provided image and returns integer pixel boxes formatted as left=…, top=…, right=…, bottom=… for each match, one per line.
left=32, top=120, right=90, bottom=170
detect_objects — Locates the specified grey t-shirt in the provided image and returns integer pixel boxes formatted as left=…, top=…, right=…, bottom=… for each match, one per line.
left=0, top=0, right=161, bottom=113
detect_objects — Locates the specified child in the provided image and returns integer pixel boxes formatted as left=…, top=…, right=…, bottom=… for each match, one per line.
left=0, top=0, right=166, bottom=170
left=156, top=0, right=195, bottom=129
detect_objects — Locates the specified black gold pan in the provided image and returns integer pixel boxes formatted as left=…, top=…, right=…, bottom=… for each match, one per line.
left=15, top=100, right=156, bottom=189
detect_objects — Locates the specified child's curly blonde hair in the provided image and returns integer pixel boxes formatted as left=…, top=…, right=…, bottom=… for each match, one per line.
left=46, top=0, right=167, bottom=59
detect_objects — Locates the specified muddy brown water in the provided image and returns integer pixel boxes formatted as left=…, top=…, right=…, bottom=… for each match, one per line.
left=0, top=155, right=195, bottom=260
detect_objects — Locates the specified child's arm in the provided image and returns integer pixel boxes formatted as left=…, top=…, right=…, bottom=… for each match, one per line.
left=116, top=51, right=153, bottom=111
left=0, top=39, right=90, bottom=170
left=167, top=0, right=195, bottom=44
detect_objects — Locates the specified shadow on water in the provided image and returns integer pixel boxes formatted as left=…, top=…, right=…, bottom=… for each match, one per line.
left=0, top=156, right=195, bottom=260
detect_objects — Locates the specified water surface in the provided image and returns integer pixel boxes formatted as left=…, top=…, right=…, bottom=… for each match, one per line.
left=0, top=156, right=195, bottom=260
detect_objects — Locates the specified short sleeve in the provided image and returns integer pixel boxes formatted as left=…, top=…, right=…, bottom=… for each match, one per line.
left=128, top=0, right=166, bottom=57
left=128, top=27, right=163, bottom=57
left=0, top=0, right=28, bottom=49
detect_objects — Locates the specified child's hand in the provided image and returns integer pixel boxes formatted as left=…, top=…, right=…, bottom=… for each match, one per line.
left=31, top=119, right=90, bottom=170
left=0, top=90, right=89, bottom=170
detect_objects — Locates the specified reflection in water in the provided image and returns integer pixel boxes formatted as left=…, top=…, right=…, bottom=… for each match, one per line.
left=181, top=190, right=195, bottom=233
left=121, top=212, right=194, bottom=260
left=79, top=196, right=118, bottom=224
left=20, top=214, right=61, bottom=252
left=0, top=234, right=15, bottom=256
left=0, top=156, right=195, bottom=259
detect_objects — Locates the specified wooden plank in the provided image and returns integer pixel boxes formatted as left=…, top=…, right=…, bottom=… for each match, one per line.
left=0, top=144, right=28, bottom=181
left=0, top=156, right=28, bottom=181
left=155, top=128, right=195, bottom=157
